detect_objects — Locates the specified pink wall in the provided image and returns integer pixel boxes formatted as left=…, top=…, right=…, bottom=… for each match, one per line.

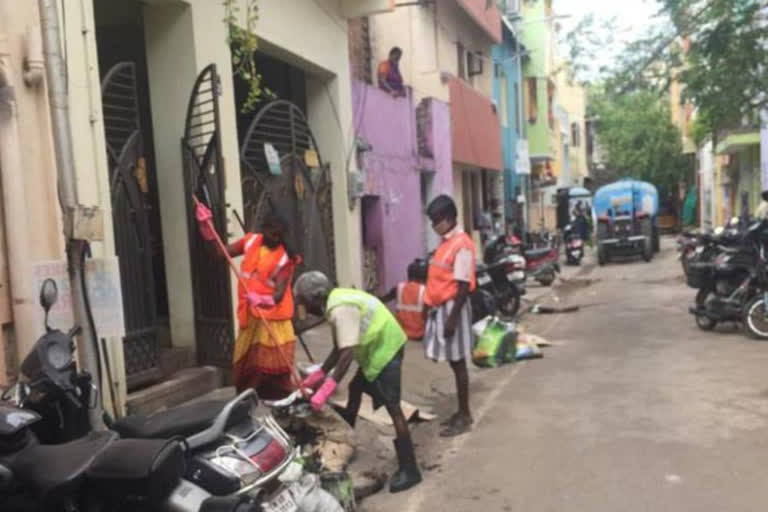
left=455, top=0, right=502, bottom=43
left=352, top=81, right=453, bottom=293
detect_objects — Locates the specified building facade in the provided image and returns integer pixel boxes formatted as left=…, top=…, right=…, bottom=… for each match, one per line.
left=0, top=0, right=391, bottom=412
left=370, top=0, right=504, bottom=254
left=492, top=14, right=527, bottom=231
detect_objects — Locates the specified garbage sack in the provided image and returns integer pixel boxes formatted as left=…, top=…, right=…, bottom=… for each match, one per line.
left=472, top=318, right=517, bottom=368
left=320, top=471, right=357, bottom=512
left=289, top=473, right=345, bottom=512
left=471, top=316, right=493, bottom=338
left=515, top=338, right=543, bottom=360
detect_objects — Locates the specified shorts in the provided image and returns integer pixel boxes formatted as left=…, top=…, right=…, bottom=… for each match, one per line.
left=350, top=348, right=404, bottom=410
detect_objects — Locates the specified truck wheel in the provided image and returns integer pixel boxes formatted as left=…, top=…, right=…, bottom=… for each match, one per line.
left=642, top=239, right=653, bottom=262
left=652, top=225, right=660, bottom=253
left=598, top=245, right=607, bottom=266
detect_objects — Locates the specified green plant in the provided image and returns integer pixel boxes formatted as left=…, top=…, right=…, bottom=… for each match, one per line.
left=224, top=0, right=272, bottom=113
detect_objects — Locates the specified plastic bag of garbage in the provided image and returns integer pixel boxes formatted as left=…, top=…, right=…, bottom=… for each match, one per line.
left=515, top=338, right=543, bottom=360
left=289, top=473, right=345, bottom=512
left=472, top=318, right=517, bottom=368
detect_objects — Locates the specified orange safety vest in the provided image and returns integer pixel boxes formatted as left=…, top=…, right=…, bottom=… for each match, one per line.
left=395, top=281, right=426, bottom=340
left=425, top=231, right=476, bottom=307
left=237, top=233, right=295, bottom=328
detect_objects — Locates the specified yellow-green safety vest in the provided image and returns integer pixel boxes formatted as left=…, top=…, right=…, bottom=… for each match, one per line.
left=326, top=288, right=407, bottom=382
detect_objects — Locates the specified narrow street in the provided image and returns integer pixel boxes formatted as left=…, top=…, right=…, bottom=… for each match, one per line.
left=362, top=239, right=768, bottom=511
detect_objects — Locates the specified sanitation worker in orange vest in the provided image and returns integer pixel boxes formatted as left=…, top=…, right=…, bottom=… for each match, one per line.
left=423, top=195, right=476, bottom=437
left=225, top=210, right=300, bottom=399
left=380, top=259, right=428, bottom=341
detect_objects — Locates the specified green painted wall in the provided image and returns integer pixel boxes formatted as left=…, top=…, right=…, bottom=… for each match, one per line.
left=520, top=0, right=554, bottom=158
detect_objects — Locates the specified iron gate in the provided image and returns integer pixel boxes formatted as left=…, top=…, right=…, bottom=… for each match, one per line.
left=240, top=100, right=336, bottom=287
left=181, top=64, right=234, bottom=368
left=101, top=62, right=161, bottom=388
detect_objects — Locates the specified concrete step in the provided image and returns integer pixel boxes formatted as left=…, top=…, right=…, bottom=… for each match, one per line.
left=126, top=366, right=223, bottom=416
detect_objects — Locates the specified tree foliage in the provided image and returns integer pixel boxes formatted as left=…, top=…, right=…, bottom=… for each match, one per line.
left=589, top=90, right=687, bottom=197
left=224, top=0, right=273, bottom=113
left=660, top=0, right=768, bottom=138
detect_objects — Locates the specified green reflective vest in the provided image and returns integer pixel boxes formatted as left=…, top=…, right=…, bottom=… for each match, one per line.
left=326, top=288, right=407, bottom=382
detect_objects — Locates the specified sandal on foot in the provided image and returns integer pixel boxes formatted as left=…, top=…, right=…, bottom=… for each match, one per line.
left=440, top=416, right=472, bottom=437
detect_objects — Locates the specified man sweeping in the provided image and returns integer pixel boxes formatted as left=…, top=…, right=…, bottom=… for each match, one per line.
left=294, top=271, right=422, bottom=493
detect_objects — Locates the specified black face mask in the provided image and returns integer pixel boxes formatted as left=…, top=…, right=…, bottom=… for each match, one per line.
left=263, top=235, right=279, bottom=248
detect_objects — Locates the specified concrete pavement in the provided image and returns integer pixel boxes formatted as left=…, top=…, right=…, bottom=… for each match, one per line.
left=360, top=239, right=768, bottom=511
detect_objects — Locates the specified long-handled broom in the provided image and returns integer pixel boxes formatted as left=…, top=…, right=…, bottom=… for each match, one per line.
left=193, top=196, right=307, bottom=395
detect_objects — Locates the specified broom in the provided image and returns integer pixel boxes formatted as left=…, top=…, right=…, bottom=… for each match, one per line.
left=193, top=196, right=308, bottom=396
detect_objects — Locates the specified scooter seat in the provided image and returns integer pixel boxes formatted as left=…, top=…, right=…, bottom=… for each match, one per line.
left=11, top=430, right=117, bottom=506
left=524, top=247, right=552, bottom=260
left=112, top=399, right=250, bottom=440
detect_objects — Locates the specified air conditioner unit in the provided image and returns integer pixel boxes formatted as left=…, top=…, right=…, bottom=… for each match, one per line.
left=504, top=0, right=521, bottom=16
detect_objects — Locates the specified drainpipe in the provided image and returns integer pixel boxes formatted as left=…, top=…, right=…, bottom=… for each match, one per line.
left=0, top=36, right=38, bottom=371
left=38, top=0, right=105, bottom=429
left=23, top=26, right=45, bottom=88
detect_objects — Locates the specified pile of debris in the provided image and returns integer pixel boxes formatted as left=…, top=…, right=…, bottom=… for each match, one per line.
left=470, top=317, right=552, bottom=368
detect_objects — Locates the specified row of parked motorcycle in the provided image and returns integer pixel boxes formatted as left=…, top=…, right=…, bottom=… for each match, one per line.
left=679, top=217, right=768, bottom=340
left=0, top=280, right=340, bottom=511
left=471, top=223, right=586, bottom=322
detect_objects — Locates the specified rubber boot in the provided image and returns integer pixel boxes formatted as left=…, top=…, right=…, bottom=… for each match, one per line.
left=390, top=437, right=422, bottom=493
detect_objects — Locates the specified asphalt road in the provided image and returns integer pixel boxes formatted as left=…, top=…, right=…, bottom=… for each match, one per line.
left=361, top=239, right=768, bottom=511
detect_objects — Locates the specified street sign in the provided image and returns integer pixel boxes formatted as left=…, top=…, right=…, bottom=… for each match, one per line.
left=516, top=140, right=530, bottom=175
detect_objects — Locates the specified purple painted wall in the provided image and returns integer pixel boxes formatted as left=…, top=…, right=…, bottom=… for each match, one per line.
left=352, top=81, right=453, bottom=294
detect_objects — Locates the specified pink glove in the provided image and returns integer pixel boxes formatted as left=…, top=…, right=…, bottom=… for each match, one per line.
left=310, top=377, right=337, bottom=412
left=195, top=201, right=216, bottom=241
left=300, top=368, right=326, bottom=392
left=247, top=292, right=275, bottom=309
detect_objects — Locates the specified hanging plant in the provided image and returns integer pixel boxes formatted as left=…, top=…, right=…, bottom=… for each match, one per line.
left=223, top=0, right=273, bottom=113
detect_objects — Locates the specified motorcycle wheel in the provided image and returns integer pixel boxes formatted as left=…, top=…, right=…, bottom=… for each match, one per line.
left=743, top=296, right=768, bottom=340
left=498, top=287, right=521, bottom=318
left=695, top=288, right=717, bottom=331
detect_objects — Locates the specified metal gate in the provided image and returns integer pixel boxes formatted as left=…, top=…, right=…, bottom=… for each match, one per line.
left=240, top=100, right=336, bottom=287
left=101, top=62, right=161, bottom=388
left=181, top=64, right=234, bottom=368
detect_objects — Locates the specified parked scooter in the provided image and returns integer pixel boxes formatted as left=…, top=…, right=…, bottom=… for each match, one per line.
left=688, top=220, right=768, bottom=338
left=563, top=225, right=584, bottom=266
left=0, top=279, right=298, bottom=512
left=509, top=235, right=560, bottom=287
left=473, top=235, right=527, bottom=320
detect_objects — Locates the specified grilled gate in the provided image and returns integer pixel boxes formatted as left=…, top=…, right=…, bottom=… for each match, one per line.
left=101, top=62, right=161, bottom=389
left=181, top=64, right=234, bottom=368
left=240, top=100, right=336, bottom=288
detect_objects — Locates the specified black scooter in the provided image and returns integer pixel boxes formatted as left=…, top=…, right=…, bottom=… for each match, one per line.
left=0, top=279, right=296, bottom=512
left=472, top=235, right=527, bottom=320
left=689, top=220, right=768, bottom=338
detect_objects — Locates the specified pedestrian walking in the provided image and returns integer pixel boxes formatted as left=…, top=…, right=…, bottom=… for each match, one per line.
left=294, top=272, right=422, bottom=493
left=423, top=195, right=476, bottom=437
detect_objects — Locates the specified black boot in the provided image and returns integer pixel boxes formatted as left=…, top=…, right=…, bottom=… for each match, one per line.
left=390, top=437, right=422, bottom=493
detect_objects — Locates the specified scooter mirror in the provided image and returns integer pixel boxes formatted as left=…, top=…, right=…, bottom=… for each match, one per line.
left=39, top=278, right=58, bottom=313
